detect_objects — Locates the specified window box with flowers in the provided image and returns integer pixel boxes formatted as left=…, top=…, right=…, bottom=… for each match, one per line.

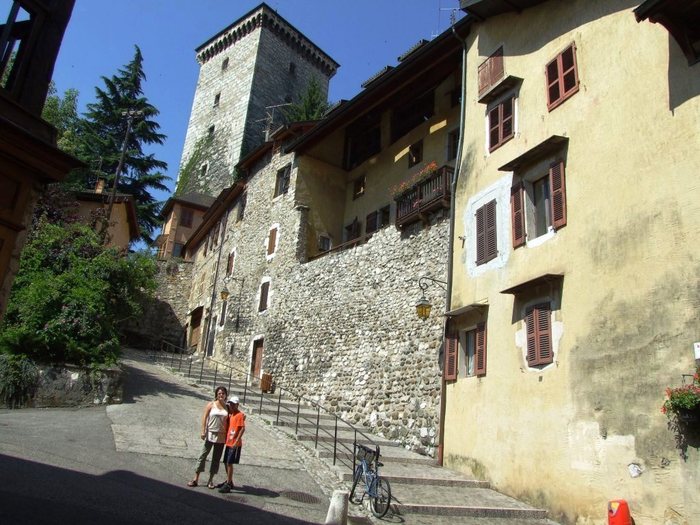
left=391, top=162, right=453, bottom=228
left=662, top=367, right=700, bottom=425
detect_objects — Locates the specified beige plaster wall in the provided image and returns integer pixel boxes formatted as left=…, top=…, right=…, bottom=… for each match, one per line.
left=446, top=2, right=700, bottom=524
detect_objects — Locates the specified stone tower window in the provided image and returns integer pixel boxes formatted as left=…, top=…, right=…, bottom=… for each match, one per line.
left=289, top=62, right=296, bottom=76
left=208, top=125, right=215, bottom=137
left=222, top=57, right=229, bottom=71
left=214, top=93, right=220, bottom=107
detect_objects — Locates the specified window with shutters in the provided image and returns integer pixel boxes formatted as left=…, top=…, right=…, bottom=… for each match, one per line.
left=446, top=323, right=487, bottom=380
left=258, top=280, right=270, bottom=312
left=546, top=43, right=579, bottom=111
left=525, top=303, right=553, bottom=367
left=344, top=218, right=361, bottom=242
left=274, top=164, right=291, bottom=197
left=475, top=199, right=498, bottom=265
left=511, top=160, right=567, bottom=248
left=365, top=205, right=391, bottom=235
left=266, top=226, right=278, bottom=257
left=488, top=96, right=514, bottom=152
left=478, top=47, right=504, bottom=98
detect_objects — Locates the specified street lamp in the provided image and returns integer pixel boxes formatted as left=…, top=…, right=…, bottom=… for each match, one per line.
left=415, top=276, right=447, bottom=320
left=105, top=109, right=143, bottom=229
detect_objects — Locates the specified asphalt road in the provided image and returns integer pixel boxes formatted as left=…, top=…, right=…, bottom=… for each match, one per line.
left=0, top=350, right=336, bottom=525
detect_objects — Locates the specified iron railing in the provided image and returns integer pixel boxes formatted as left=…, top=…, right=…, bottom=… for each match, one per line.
left=395, top=164, right=453, bottom=228
left=151, top=342, right=380, bottom=471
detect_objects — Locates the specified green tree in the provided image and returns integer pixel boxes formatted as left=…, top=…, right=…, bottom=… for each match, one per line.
left=42, top=81, right=81, bottom=156
left=282, top=77, right=330, bottom=123
left=78, top=45, right=169, bottom=243
left=0, top=220, right=157, bottom=366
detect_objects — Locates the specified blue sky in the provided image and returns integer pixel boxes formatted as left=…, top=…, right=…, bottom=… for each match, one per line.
left=51, top=1, right=464, bottom=202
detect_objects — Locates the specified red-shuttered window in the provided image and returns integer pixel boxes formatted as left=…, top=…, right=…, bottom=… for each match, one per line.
left=258, top=281, right=270, bottom=312
left=267, top=227, right=278, bottom=256
left=444, top=332, right=458, bottom=380
left=510, top=161, right=567, bottom=248
left=226, top=252, right=234, bottom=275
left=525, top=303, right=553, bottom=366
left=476, top=199, right=498, bottom=265
left=546, top=43, right=579, bottom=111
left=488, top=96, right=514, bottom=151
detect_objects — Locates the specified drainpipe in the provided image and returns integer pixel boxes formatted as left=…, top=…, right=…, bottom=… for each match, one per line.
left=437, top=24, right=469, bottom=466
left=202, top=221, right=226, bottom=358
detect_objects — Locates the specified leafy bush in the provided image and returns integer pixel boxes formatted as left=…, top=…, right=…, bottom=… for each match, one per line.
left=0, top=220, right=157, bottom=366
left=0, top=354, right=39, bottom=408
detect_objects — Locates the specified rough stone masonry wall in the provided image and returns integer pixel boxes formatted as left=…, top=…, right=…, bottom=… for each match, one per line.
left=122, top=260, right=193, bottom=349
left=202, top=145, right=449, bottom=454
left=265, top=222, right=448, bottom=456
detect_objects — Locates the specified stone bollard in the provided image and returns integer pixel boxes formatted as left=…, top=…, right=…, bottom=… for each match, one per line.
left=324, top=490, right=348, bottom=525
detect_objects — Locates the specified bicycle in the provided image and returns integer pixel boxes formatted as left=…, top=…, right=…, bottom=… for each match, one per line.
left=349, top=443, right=392, bottom=518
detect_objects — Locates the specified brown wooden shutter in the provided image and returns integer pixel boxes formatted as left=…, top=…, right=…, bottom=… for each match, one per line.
left=511, top=183, right=525, bottom=248
left=444, top=332, right=458, bottom=380
left=478, top=60, right=490, bottom=95
left=258, top=282, right=269, bottom=311
left=526, top=303, right=553, bottom=366
left=549, top=161, right=567, bottom=229
left=226, top=253, right=234, bottom=275
left=536, top=304, right=553, bottom=365
left=267, top=227, right=278, bottom=255
left=490, top=47, right=504, bottom=86
left=475, top=205, right=485, bottom=264
left=488, top=106, right=500, bottom=150
left=366, top=211, right=378, bottom=234
left=475, top=323, right=487, bottom=377
left=485, top=200, right=498, bottom=261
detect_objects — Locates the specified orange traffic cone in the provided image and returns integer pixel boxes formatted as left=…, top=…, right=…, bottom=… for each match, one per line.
left=608, top=500, right=632, bottom=525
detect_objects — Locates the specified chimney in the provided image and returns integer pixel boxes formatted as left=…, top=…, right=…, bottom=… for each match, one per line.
left=95, top=178, right=105, bottom=194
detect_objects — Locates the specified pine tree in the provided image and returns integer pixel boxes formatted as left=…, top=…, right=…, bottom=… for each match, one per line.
left=78, top=46, right=169, bottom=243
left=282, top=77, right=330, bottom=123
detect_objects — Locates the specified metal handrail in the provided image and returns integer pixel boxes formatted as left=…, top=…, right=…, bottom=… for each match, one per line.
left=151, top=343, right=380, bottom=470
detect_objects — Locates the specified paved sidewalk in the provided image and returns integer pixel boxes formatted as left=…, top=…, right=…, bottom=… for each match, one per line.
left=0, top=349, right=342, bottom=524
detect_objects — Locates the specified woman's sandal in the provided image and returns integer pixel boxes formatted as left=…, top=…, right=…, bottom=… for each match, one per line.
left=207, top=481, right=216, bottom=489
left=187, top=480, right=198, bottom=487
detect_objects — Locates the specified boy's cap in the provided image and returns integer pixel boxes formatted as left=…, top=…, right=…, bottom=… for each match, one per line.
left=228, top=396, right=240, bottom=404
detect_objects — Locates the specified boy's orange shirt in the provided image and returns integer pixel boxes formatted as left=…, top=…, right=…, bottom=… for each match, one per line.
left=225, top=412, right=245, bottom=448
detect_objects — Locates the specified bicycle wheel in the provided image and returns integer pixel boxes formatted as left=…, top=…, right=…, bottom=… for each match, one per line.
left=370, top=476, right=391, bottom=518
left=349, top=464, right=363, bottom=504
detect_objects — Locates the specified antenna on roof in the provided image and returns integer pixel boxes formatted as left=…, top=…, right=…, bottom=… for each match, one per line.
left=256, top=102, right=293, bottom=141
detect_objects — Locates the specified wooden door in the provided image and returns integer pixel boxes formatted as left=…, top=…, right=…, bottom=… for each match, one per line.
left=251, top=339, right=263, bottom=378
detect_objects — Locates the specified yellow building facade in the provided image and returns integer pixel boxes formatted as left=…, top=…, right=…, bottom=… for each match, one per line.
left=445, top=1, right=699, bottom=523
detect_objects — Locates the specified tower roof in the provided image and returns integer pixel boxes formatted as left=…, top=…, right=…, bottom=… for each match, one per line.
left=195, top=2, right=339, bottom=77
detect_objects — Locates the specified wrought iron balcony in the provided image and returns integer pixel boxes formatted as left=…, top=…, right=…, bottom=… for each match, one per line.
left=395, top=165, right=453, bottom=228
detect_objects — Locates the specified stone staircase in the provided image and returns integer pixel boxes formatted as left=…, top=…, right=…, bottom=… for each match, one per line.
left=153, top=351, right=559, bottom=524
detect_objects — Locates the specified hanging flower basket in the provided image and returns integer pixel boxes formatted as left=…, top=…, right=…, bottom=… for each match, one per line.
left=662, top=367, right=700, bottom=426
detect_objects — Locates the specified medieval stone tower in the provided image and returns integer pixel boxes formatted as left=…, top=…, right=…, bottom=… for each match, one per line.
left=176, top=3, right=339, bottom=197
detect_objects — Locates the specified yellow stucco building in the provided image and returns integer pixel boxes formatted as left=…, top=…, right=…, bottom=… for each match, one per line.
left=444, top=1, right=699, bottom=523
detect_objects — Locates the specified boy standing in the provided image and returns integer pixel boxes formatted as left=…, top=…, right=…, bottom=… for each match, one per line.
left=219, top=396, right=245, bottom=493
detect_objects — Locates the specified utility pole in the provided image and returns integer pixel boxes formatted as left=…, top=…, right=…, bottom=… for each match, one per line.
left=104, top=109, right=143, bottom=236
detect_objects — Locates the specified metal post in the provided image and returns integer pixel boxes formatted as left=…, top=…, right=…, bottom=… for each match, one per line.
left=171, top=351, right=175, bottom=368
left=188, top=357, right=193, bottom=376
left=276, top=389, right=282, bottom=425
left=333, top=416, right=339, bottom=465
left=259, top=385, right=264, bottom=413
left=295, top=397, right=301, bottom=434
left=178, top=352, right=183, bottom=371
left=199, top=358, right=205, bottom=383
left=228, top=368, right=232, bottom=392
left=315, top=406, right=320, bottom=449
left=353, top=431, right=357, bottom=474
left=243, top=374, right=248, bottom=404
left=213, top=363, right=218, bottom=386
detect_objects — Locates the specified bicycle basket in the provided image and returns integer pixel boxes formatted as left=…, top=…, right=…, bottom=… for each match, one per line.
left=355, top=445, right=377, bottom=464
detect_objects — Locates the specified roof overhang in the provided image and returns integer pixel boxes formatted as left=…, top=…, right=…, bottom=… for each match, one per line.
left=445, top=301, right=489, bottom=317
left=500, top=273, right=564, bottom=295
left=498, top=135, right=568, bottom=172
left=459, top=0, right=548, bottom=20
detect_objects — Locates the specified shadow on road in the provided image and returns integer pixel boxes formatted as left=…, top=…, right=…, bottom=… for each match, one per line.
left=120, top=350, right=211, bottom=404
left=0, top=454, right=320, bottom=525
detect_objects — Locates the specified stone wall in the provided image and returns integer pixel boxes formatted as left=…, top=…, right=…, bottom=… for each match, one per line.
left=122, top=260, right=193, bottom=350
left=192, top=141, right=449, bottom=455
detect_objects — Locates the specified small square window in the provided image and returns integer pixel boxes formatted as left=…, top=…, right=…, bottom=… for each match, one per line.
left=408, top=141, right=423, bottom=168
left=353, top=175, right=366, bottom=200
left=318, top=235, right=331, bottom=252
left=274, top=165, right=291, bottom=197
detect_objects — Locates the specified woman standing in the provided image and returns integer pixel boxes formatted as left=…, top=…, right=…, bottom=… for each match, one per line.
left=188, top=386, right=229, bottom=489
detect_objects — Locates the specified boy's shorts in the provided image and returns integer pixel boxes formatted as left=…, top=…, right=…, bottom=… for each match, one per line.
left=223, top=446, right=242, bottom=465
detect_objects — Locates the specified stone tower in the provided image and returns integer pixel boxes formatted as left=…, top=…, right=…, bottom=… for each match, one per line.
left=176, top=3, right=338, bottom=197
